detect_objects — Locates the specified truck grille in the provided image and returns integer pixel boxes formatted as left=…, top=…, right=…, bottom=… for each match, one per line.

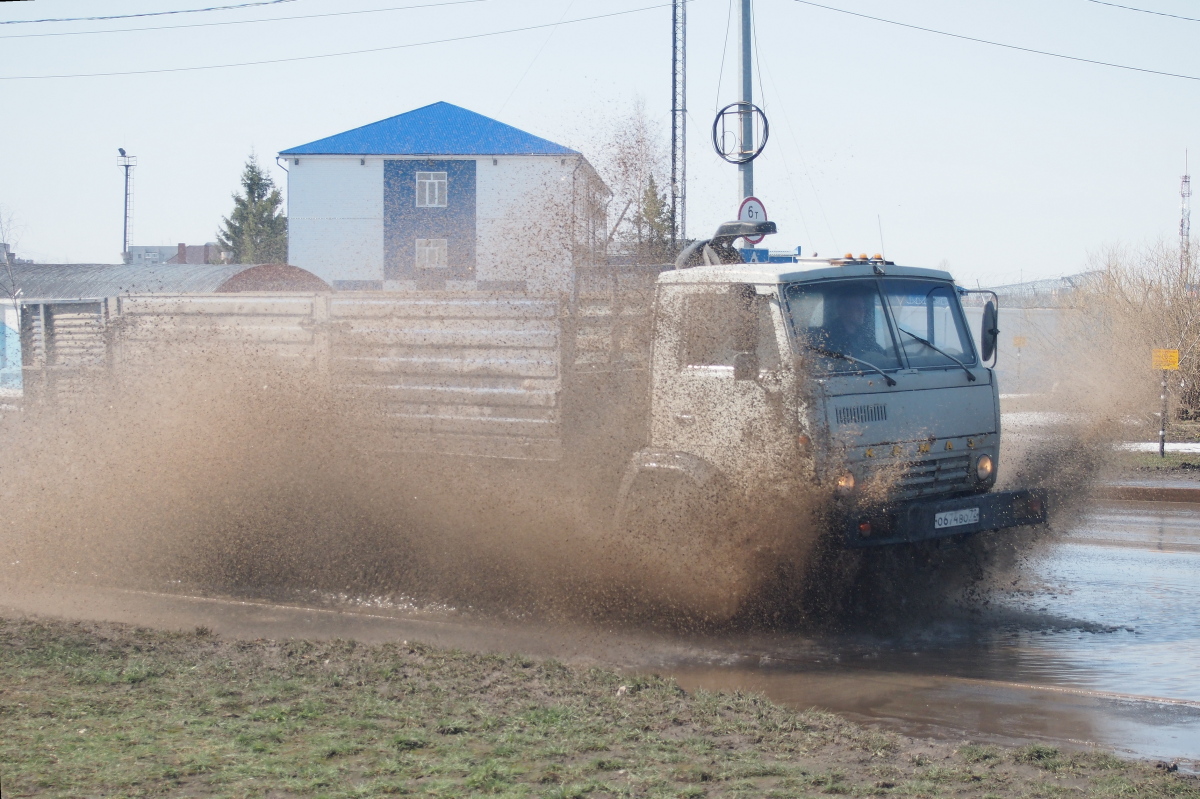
left=836, top=403, right=887, bottom=425
left=895, top=453, right=972, bottom=499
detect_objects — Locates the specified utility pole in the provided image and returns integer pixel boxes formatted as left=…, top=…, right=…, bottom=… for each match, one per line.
left=739, top=0, right=754, bottom=201
left=1181, top=152, right=1191, bottom=286
left=670, top=0, right=686, bottom=248
left=118, top=148, right=136, bottom=263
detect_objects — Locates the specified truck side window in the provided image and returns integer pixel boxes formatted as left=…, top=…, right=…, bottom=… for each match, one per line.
left=682, top=286, right=780, bottom=371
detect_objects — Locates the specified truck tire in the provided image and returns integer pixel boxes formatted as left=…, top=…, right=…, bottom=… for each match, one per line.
left=614, top=472, right=756, bottom=621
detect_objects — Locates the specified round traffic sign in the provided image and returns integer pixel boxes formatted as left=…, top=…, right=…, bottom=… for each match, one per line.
left=738, top=196, right=768, bottom=244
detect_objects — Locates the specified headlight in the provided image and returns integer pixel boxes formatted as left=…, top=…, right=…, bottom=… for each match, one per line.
left=836, top=472, right=856, bottom=492
left=976, top=454, right=994, bottom=481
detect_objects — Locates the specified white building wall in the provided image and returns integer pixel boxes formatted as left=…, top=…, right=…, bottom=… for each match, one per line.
left=476, top=156, right=576, bottom=294
left=286, top=153, right=592, bottom=293
left=287, top=156, right=384, bottom=285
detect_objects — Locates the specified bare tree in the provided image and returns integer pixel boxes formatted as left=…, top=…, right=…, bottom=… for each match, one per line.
left=592, top=100, right=673, bottom=262
left=1057, top=239, right=1200, bottom=428
left=0, top=205, right=21, bottom=301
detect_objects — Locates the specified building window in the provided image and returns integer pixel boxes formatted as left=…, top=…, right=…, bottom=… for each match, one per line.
left=415, top=239, right=448, bottom=269
left=415, top=171, right=448, bottom=207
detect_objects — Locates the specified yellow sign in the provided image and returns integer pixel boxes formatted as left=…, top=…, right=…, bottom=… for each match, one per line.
left=1013, top=336, right=1028, bottom=348
left=1152, top=348, right=1180, bottom=371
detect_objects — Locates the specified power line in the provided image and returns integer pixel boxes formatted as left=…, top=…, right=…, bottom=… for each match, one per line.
left=1084, top=0, right=1200, bottom=24
left=751, top=0, right=766, bottom=123
left=790, top=0, right=1200, bottom=82
left=497, top=0, right=577, bottom=114
left=0, top=0, right=297, bottom=25
left=715, top=0, right=734, bottom=113
left=750, top=10, right=820, bottom=251
left=0, top=3, right=674, bottom=80
left=0, top=0, right=490, bottom=40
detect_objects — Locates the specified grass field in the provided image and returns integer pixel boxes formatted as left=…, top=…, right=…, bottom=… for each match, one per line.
left=1114, top=450, right=1200, bottom=472
left=1, top=615, right=1196, bottom=798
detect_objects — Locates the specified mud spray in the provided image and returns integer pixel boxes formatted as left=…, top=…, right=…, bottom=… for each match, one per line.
left=941, top=243, right=1194, bottom=623
left=0, top=270, right=1155, bottom=636
left=0, top=355, right=621, bottom=616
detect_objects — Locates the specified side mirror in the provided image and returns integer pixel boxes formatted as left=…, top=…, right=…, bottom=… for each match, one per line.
left=733, top=351, right=759, bottom=380
left=980, top=301, right=999, bottom=362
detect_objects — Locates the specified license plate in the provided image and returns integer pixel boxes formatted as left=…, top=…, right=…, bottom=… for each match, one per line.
left=934, top=507, right=980, bottom=529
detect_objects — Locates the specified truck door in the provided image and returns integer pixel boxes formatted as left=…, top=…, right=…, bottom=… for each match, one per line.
left=650, top=283, right=792, bottom=483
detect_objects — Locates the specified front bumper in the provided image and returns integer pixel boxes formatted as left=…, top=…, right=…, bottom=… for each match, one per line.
left=842, top=488, right=1048, bottom=548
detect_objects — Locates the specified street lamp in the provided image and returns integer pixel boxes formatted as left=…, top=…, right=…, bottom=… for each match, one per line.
left=118, top=148, right=136, bottom=262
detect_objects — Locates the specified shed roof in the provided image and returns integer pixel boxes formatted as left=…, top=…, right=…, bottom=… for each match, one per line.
left=985, top=271, right=1101, bottom=295
left=4, top=263, right=330, bottom=300
left=280, top=101, right=578, bottom=156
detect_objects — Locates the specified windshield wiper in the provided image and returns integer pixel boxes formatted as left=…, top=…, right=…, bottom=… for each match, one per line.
left=803, top=344, right=897, bottom=386
left=896, top=328, right=976, bottom=382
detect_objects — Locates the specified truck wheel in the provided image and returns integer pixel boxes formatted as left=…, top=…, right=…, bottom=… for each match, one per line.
left=615, top=473, right=756, bottom=621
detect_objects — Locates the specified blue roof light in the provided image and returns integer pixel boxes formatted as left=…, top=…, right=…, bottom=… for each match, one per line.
left=280, top=101, right=578, bottom=156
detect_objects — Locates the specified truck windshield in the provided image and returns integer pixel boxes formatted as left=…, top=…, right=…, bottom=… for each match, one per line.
left=785, top=280, right=903, bottom=373
left=881, top=279, right=977, bottom=368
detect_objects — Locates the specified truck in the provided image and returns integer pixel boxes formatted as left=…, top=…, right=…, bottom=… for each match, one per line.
left=616, top=221, right=1046, bottom=547
left=600, top=220, right=1048, bottom=612
left=8, top=221, right=1047, bottom=613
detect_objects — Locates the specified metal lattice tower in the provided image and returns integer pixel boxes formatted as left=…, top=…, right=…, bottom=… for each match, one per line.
left=670, top=0, right=686, bottom=247
left=1181, top=155, right=1191, bottom=284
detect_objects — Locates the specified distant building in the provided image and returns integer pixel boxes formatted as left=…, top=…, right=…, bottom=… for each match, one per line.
left=128, top=243, right=226, bottom=265
left=280, top=101, right=610, bottom=293
left=1, top=243, right=33, bottom=265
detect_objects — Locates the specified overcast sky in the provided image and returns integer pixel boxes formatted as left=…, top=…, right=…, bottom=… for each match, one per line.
left=2, top=0, right=1199, bottom=286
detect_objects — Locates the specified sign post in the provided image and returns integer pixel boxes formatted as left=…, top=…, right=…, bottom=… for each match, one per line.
left=1152, top=348, right=1181, bottom=458
left=1013, top=335, right=1028, bottom=393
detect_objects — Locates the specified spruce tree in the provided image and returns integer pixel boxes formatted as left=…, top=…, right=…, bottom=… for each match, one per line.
left=637, top=175, right=674, bottom=262
left=217, top=156, right=287, bottom=264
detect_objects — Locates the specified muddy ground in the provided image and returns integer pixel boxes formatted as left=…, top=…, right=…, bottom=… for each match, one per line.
left=1, top=614, right=1195, bottom=798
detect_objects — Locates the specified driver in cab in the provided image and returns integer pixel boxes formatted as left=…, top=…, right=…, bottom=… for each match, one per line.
left=816, top=289, right=886, bottom=362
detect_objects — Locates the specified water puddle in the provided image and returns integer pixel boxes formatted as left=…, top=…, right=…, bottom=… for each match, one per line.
left=665, top=501, right=1200, bottom=764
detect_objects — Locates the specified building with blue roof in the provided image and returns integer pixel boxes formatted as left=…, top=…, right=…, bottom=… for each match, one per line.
left=280, top=102, right=609, bottom=292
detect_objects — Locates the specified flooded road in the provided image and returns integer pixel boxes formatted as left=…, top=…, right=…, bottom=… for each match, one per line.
left=670, top=499, right=1200, bottom=764
left=2, top=499, right=1198, bottom=765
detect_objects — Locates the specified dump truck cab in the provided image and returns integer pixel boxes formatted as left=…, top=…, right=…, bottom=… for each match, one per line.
left=618, top=225, right=1047, bottom=549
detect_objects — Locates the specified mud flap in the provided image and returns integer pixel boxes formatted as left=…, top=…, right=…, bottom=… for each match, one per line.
left=842, top=488, right=1048, bottom=548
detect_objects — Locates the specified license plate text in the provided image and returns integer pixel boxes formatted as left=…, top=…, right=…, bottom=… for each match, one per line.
left=934, top=507, right=980, bottom=529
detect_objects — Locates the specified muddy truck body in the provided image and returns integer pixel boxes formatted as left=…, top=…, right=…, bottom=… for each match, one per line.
left=8, top=223, right=1046, bottom=553
left=616, top=222, right=1047, bottom=551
